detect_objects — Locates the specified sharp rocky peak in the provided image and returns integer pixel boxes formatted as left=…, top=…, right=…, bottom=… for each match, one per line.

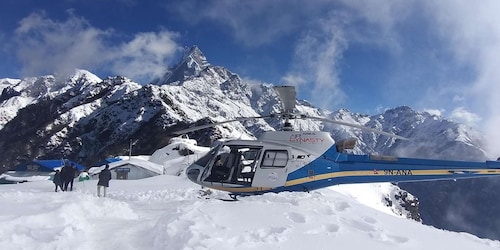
left=154, top=45, right=211, bottom=85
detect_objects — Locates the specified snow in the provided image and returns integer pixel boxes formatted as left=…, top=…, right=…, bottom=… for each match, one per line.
left=0, top=173, right=50, bottom=182
left=1, top=175, right=499, bottom=250
left=1, top=136, right=498, bottom=250
left=331, top=183, right=416, bottom=219
left=69, top=69, right=102, bottom=84
left=0, top=95, right=35, bottom=129
left=0, top=69, right=104, bottom=130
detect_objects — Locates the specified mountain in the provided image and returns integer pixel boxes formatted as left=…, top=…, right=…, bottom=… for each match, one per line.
left=319, top=107, right=500, bottom=239
left=0, top=45, right=499, bottom=240
left=153, top=45, right=210, bottom=85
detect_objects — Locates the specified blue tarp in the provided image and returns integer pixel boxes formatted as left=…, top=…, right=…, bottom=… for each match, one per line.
left=14, top=159, right=85, bottom=172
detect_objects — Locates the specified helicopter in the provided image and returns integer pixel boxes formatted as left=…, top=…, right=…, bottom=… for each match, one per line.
left=175, top=86, right=500, bottom=198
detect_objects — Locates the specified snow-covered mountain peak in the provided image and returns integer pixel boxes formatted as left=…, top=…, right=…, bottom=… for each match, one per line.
left=183, top=45, right=209, bottom=69
left=0, top=69, right=106, bottom=129
left=64, top=69, right=102, bottom=86
left=154, top=45, right=211, bottom=85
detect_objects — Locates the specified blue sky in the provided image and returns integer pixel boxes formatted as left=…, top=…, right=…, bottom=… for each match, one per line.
left=2, top=0, right=500, bottom=153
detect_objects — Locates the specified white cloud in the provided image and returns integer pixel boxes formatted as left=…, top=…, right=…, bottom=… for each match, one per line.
left=339, top=0, right=411, bottom=52
left=281, top=74, right=306, bottom=87
left=111, top=30, right=180, bottom=82
left=13, top=11, right=180, bottom=82
left=424, top=109, right=443, bottom=117
left=484, top=116, right=500, bottom=158
left=14, top=11, right=109, bottom=77
left=449, top=107, right=481, bottom=127
left=284, top=13, right=348, bottom=109
left=324, top=1, right=500, bottom=155
left=423, top=1, right=500, bottom=156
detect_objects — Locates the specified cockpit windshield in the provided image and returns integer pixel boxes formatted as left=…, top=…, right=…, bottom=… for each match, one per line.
left=193, top=144, right=223, bottom=168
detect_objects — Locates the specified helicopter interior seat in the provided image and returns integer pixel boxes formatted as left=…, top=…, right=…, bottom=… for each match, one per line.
left=229, top=155, right=242, bottom=183
left=237, top=163, right=255, bottom=182
left=239, top=171, right=254, bottom=183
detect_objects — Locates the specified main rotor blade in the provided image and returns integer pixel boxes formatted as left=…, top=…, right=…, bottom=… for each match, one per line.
left=308, top=116, right=409, bottom=140
left=273, top=86, right=296, bottom=113
left=173, top=116, right=269, bottom=135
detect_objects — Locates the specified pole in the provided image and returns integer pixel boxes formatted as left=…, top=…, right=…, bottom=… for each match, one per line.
left=129, top=139, right=132, bottom=160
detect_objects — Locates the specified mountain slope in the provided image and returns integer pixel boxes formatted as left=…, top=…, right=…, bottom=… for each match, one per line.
left=0, top=46, right=499, bottom=240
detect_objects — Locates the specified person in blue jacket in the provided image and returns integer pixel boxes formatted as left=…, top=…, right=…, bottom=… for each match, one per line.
left=97, top=164, right=112, bottom=197
left=53, top=170, right=63, bottom=192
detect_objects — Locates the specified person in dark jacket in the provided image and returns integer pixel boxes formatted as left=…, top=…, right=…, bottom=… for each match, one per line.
left=97, top=164, right=112, bottom=197
left=53, top=170, right=63, bottom=192
left=69, top=164, right=78, bottom=191
left=61, top=163, right=72, bottom=191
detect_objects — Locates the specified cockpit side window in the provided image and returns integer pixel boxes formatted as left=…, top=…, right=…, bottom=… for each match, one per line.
left=261, top=150, right=288, bottom=168
left=194, top=144, right=221, bottom=168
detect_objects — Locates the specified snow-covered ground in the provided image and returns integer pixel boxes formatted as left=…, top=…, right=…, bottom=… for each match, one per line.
left=0, top=174, right=498, bottom=250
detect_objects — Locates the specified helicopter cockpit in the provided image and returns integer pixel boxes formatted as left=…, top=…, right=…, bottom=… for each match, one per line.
left=190, top=142, right=263, bottom=185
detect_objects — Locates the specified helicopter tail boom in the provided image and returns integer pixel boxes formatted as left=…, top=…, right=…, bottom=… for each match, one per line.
left=292, top=151, right=500, bottom=188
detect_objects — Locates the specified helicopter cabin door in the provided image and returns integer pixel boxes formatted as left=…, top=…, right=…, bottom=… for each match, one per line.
left=252, top=149, right=289, bottom=188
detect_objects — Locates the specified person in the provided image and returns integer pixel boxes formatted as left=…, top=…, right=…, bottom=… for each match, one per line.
left=97, top=164, right=112, bottom=197
left=214, top=155, right=224, bottom=167
left=69, top=164, right=78, bottom=191
left=60, top=162, right=72, bottom=191
left=212, top=154, right=230, bottom=181
left=53, top=170, right=63, bottom=192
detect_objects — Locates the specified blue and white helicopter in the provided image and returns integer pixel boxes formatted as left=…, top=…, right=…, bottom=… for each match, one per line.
left=176, top=86, right=500, bottom=198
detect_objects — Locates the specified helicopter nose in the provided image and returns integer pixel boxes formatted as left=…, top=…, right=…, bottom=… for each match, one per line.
left=186, top=164, right=203, bottom=183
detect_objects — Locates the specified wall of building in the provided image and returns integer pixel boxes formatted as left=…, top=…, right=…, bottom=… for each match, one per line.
left=90, top=163, right=159, bottom=180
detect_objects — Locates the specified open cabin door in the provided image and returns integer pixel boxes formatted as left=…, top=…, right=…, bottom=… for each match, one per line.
left=251, top=149, right=289, bottom=188
left=202, top=145, right=262, bottom=186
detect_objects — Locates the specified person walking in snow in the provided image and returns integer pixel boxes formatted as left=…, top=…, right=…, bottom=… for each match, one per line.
left=61, top=162, right=72, bottom=191
left=68, top=164, right=78, bottom=191
left=97, top=164, right=112, bottom=197
left=53, top=170, right=63, bottom=192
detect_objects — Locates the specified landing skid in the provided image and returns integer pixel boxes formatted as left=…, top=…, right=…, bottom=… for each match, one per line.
left=216, top=196, right=239, bottom=202
left=228, top=193, right=239, bottom=201
left=197, top=189, right=239, bottom=202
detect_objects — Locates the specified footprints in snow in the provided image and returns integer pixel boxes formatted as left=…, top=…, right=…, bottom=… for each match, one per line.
left=282, top=198, right=408, bottom=245
left=287, top=212, right=306, bottom=224
left=285, top=198, right=349, bottom=235
left=340, top=216, right=409, bottom=244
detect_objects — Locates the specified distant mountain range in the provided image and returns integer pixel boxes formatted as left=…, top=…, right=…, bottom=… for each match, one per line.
left=1, top=45, right=499, bottom=240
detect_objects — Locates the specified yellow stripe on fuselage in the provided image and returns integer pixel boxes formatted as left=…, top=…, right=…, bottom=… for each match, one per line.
left=207, top=186, right=273, bottom=193
left=204, top=169, right=500, bottom=193
left=285, top=169, right=500, bottom=187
